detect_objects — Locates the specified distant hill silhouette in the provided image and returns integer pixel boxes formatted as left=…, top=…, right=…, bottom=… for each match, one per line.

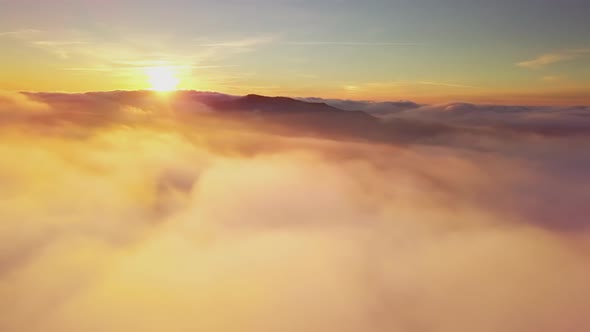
left=200, top=94, right=358, bottom=113
left=185, top=92, right=460, bottom=144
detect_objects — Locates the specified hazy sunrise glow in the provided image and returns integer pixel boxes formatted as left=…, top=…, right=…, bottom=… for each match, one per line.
left=1, top=1, right=589, bottom=332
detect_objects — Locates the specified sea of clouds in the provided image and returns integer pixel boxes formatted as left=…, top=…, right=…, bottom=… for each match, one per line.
left=1, top=90, right=589, bottom=332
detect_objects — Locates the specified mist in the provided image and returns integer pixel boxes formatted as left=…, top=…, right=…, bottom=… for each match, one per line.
left=1, top=91, right=589, bottom=332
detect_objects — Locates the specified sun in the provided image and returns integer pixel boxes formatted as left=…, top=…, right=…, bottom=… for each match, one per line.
left=145, top=66, right=180, bottom=92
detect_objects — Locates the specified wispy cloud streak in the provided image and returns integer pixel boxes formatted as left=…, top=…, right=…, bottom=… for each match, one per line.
left=283, top=41, right=423, bottom=46
left=196, top=36, right=277, bottom=48
left=0, top=29, right=41, bottom=37
left=518, top=48, right=590, bottom=69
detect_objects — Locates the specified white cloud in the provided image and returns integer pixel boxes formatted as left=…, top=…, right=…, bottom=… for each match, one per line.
left=1, top=91, right=589, bottom=332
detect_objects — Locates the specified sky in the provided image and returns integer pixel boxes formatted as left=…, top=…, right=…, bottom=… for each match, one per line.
left=1, top=0, right=589, bottom=104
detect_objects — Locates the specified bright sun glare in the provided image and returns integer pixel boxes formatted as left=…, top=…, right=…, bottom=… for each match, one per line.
left=146, top=66, right=180, bottom=92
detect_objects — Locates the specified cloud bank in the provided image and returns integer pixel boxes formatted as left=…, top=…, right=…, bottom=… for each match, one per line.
left=1, top=91, right=589, bottom=332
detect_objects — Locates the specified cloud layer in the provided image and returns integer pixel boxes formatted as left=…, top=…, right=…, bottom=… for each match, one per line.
left=1, top=91, right=589, bottom=332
